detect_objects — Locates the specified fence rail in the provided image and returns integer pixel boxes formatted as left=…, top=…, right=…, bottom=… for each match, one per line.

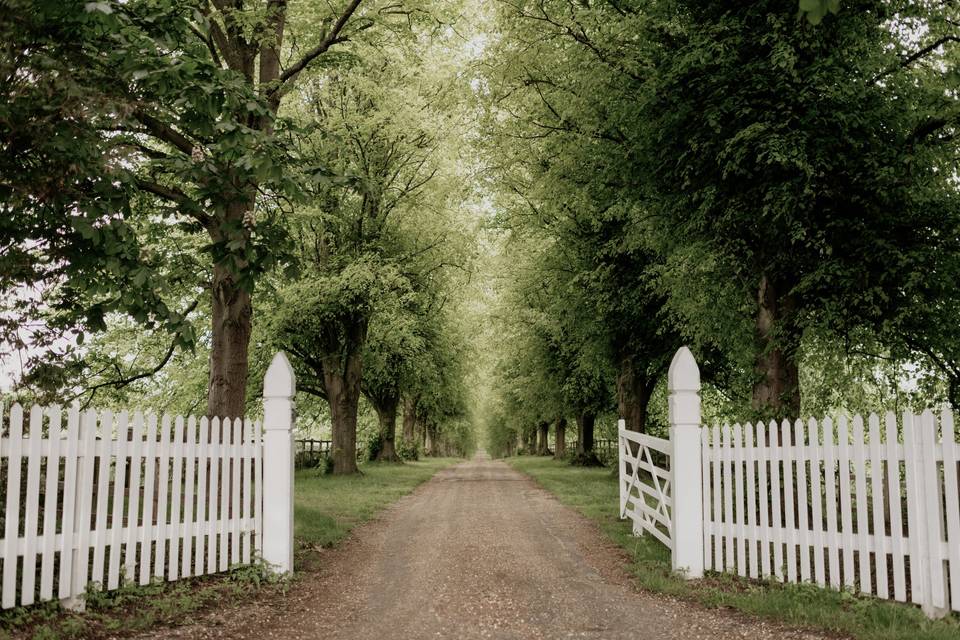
left=1, top=351, right=297, bottom=612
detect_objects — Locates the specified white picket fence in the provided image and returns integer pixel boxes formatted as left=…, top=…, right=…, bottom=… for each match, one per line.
left=619, top=347, right=960, bottom=619
left=0, top=352, right=297, bottom=611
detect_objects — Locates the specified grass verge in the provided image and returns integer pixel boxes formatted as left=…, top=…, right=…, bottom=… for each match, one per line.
left=1, top=457, right=461, bottom=639
left=507, top=456, right=960, bottom=640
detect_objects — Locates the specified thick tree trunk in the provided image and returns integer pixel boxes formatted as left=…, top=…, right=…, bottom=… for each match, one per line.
left=323, top=324, right=366, bottom=475
left=524, top=428, right=536, bottom=454
left=374, top=394, right=400, bottom=462
left=576, top=412, right=595, bottom=456
left=402, top=396, right=417, bottom=443
left=573, top=412, right=601, bottom=466
left=207, top=201, right=254, bottom=420
left=536, top=421, right=550, bottom=455
left=554, top=417, right=567, bottom=460
left=752, top=274, right=801, bottom=419
left=616, top=356, right=655, bottom=433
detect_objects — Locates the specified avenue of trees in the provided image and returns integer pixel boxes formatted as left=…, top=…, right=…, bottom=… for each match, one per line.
left=1, top=0, right=479, bottom=473
left=3, top=0, right=960, bottom=468
left=479, top=0, right=960, bottom=459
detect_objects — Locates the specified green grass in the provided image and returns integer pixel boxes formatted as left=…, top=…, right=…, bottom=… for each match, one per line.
left=294, top=457, right=461, bottom=549
left=0, top=457, right=461, bottom=639
left=508, top=456, right=960, bottom=640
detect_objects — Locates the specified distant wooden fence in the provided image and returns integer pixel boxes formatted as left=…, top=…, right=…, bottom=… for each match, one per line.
left=0, top=352, right=297, bottom=611
left=295, top=439, right=331, bottom=468
left=619, top=347, right=960, bottom=620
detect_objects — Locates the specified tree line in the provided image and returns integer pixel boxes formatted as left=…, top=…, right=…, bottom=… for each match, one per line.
left=1, top=0, right=481, bottom=474
left=478, top=0, right=960, bottom=459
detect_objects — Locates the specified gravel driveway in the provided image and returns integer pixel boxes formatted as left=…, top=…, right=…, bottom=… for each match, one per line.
left=139, top=452, right=837, bottom=639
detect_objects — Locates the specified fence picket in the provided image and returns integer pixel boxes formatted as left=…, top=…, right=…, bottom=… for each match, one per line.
left=231, top=418, right=242, bottom=565
left=919, top=411, right=947, bottom=612
left=107, top=411, right=129, bottom=591
left=57, top=405, right=80, bottom=600
left=2, top=404, right=23, bottom=608
left=242, top=418, right=254, bottom=565
left=733, top=424, right=746, bottom=577
left=886, top=412, right=907, bottom=602
left=744, top=423, right=758, bottom=579
left=167, top=417, right=185, bottom=582
left=71, top=410, right=98, bottom=599
left=218, top=419, right=230, bottom=572
left=781, top=420, right=797, bottom=583
left=904, top=411, right=925, bottom=607
left=838, top=415, right=855, bottom=589
left=756, top=422, right=771, bottom=578
left=823, top=417, right=841, bottom=590
left=721, top=424, right=734, bottom=571
left=39, top=405, right=62, bottom=601
left=21, top=405, right=44, bottom=606
left=91, top=411, right=112, bottom=588
left=711, top=424, right=722, bottom=571
left=124, top=412, right=144, bottom=582
left=181, top=416, right=196, bottom=578
left=702, top=427, right=713, bottom=572
left=139, top=414, right=158, bottom=585
left=769, top=420, right=784, bottom=581
left=868, top=414, right=888, bottom=599
left=940, top=408, right=960, bottom=612
left=809, top=418, right=826, bottom=587
left=794, top=419, right=811, bottom=583
left=207, top=417, right=221, bottom=575
left=195, top=417, right=210, bottom=576
left=255, top=420, right=263, bottom=558
left=154, top=415, right=171, bottom=581
left=852, top=415, right=871, bottom=594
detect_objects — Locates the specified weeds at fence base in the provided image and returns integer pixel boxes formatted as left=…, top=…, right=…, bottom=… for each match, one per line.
left=0, top=563, right=283, bottom=640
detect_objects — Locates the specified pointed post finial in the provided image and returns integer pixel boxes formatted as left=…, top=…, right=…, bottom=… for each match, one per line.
left=668, top=346, right=700, bottom=393
left=264, top=351, right=296, bottom=399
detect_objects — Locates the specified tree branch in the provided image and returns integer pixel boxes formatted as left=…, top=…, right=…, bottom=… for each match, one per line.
left=872, top=35, right=960, bottom=84
left=274, top=0, right=365, bottom=92
left=136, top=179, right=211, bottom=226
left=133, top=110, right=196, bottom=155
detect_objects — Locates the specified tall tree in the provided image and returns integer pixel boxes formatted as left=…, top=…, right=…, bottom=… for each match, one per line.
left=1, top=0, right=371, bottom=418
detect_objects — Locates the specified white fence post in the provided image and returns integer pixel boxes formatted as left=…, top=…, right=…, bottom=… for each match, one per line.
left=261, top=352, right=296, bottom=575
left=668, top=347, right=704, bottom=579
left=618, top=418, right=627, bottom=521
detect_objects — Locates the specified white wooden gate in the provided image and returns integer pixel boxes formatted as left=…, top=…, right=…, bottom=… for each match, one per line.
left=618, top=426, right=672, bottom=549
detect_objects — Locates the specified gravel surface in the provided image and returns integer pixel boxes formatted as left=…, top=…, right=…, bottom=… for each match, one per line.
left=136, top=452, right=840, bottom=639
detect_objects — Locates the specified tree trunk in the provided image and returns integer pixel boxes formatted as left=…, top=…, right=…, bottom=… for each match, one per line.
left=402, top=395, right=417, bottom=443
left=752, top=274, right=800, bottom=419
left=576, top=412, right=595, bottom=456
left=207, top=202, right=254, bottom=420
left=524, top=428, right=536, bottom=454
left=374, top=393, right=400, bottom=462
left=617, top=356, right=656, bottom=433
left=554, top=417, right=567, bottom=460
left=322, top=323, right=366, bottom=475
left=536, top=421, right=550, bottom=455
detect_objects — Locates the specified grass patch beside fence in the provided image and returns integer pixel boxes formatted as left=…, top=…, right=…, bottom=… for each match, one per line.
left=294, top=457, right=462, bottom=549
left=507, top=456, right=960, bottom=640
left=1, top=457, right=461, bottom=640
